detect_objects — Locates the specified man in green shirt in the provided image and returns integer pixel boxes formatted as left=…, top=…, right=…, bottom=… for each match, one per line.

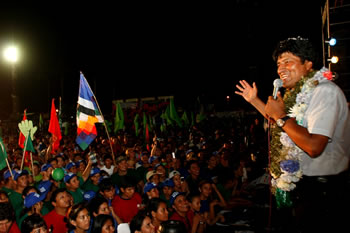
left=64, top=172, right=84, bottom=204
left=0, top=170, right=17, bottom=196
left=82, top=167, right=101, bottom=193
left=8, top=170, right=29, bottom=221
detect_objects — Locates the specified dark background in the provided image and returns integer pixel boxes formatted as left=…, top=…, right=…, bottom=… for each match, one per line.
left=0, top=1, right=326, bottom=119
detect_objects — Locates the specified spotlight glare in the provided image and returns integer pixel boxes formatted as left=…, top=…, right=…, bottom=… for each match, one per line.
left=331, top=56, right=339, bottom=64
left=329, top=38, right=337, bottom=46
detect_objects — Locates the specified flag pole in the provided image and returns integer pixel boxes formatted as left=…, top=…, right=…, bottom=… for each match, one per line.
left=20, top=132, right=30, bottom=170
left=80, top=72, right=117, bottom=165
left=5, top=158, right=13, bottom=179
left=30, top=152, right=35, bottom=180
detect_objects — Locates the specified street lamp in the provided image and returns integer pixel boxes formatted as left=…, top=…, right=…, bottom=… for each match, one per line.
left=3, top=45, right=19, bottom=118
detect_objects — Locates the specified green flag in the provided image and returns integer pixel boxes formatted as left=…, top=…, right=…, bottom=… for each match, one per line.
left=0, top=137, right=7, bottom=170
left=169, top=98, right=183, bottom=127
left=105, top=119, right=112, bottom=133
left=165, top=106, right=173, bottom=125
left=181, top=111, right=190, bottom=127
left=143, top=112, right=147, bottom=134
left=24, top=135, right=35, bottom=153
left=134, top=113, right=140, bottom=137
left=39, top=113, right=44, bottom=130
left=191, top=111, right=195, bottom=126
left=114, top=102, right=125, bottom=133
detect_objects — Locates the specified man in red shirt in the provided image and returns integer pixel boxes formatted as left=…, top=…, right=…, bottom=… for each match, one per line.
left=111, top=176, right=142, bottom=223
left=44, top=188, right=71, bottom=233
left=169, top=192, right=192, bottom=233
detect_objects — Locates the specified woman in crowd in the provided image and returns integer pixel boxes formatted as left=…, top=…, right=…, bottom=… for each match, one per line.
left=67, top=203, right=91, bottom=233
left=90, top=214, right=115, bottom=233
left=147, top=198, right=168, bottom=232
left=129, top=210, right=155, bottom=233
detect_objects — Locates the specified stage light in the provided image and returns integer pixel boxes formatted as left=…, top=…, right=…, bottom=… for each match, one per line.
left=325, top=38, right=337, bottom=46
left=328, top=56, right=339, bottom=64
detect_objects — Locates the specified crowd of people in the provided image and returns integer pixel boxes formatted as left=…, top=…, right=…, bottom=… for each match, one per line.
left=0, top=112, right=268, bottom=233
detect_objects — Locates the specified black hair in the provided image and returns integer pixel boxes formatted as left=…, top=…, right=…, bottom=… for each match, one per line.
left=21, top=214, right=47, bottom=233
left=88, top=196, right=108, bottom=216
left=90, top=214, right=114, bottom=233
left=272, top=36, right=321, bottom=69
left=119, top=175, right=136, bottom=189
left=67, top=202, right=89, bottom=230
left=159, top=220, right=187, bottom=233
left=50, top=188, right=67, bottom=204
left=103, top=154, right=113, bottom=161
left=146, top=198, right=167, bottom=218
left=129, top=210, right=150, bottom=232
left=0, top=202, right=15, bottom=221
left=98, top=178, right=114, bottom=192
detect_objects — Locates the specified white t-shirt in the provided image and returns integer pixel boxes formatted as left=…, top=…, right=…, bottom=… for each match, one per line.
left=301, top=80, right=350, bottom=176
left=101, top=165, right=115, bottom=176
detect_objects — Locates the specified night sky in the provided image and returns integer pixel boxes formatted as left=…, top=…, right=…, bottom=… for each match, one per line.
left=0, top=2, right=324, bottom=119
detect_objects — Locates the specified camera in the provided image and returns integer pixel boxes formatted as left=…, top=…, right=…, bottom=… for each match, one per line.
left=89, top=152, right=98, bottom=163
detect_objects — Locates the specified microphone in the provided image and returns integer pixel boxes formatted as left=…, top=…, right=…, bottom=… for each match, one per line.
left=273, top=79, right=283, bottom=99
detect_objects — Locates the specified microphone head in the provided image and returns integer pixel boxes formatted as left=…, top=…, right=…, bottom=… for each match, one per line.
left=273, top=79, right=283, bottom=88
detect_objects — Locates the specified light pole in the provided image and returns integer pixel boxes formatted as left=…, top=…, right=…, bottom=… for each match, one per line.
left=3, top=45, right=19, bottom=118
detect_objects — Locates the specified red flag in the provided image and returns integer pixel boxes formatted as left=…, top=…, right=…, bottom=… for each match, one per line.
left=18, top=109, right=27, bottom=148
left=48, top=99, right=62, bottom=153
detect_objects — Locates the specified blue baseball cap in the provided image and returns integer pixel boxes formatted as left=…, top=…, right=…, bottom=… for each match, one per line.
left=143, top=182, right=158, bottom=193
left=37, top=180, right=52, bottom=194
left=14, top=170, right=29, bottom=181
left=148, top=156, right=158, bottom=164
left=90, top=167, right=101, bottom=177
left=4, top=170, right=17, bottom=180
left=170, top=191, right=185, bottom=205
left=64, top=172, right=77, bottom=183
left=83, top=190, right=96, bottom=202
left=41, top=163, right=52, bottom=172
left=24, top=192, right=46, bottom=208
left=65, top=162, right=76, bottom=170
left=161, top=179, right=174, bottom=188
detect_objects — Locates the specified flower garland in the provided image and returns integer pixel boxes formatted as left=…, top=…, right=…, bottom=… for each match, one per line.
left=270, top=67, right=333, bottom=194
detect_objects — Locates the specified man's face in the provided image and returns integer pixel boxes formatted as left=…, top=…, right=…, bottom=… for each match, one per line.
left=90, top=173, right=101, bottom=185
left=99, top=187, right=115, bottom=200
left=277, top=52, right=312, bottom=89
left=0, top=219, right=12, bottom=233
left=120, top=187, right=135, bottom=199
left=16, top=175, right=29, bottom=189
left=173, top=195, right=189, bottom=214
left=67, top=176, right=80, bottom=190
left=53, top=191, right=71, bottom=209
left=117, top=160, right=128, bottom=173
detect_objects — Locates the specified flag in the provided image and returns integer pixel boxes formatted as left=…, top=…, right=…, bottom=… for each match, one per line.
left=76, top=73, right=104, bottom=151
left=39, top=113, right=44, bottom=130
left=23, top=134, right=35, bottom=153
left=169, top=98, right=183, bottom=127
left=114, top=102, right=124, bottom=133
left=49, top=99, right=62, bottom=153
left=134, top=113, right=140, bottom=137
left=18, top=109, right=27, bottom=148
left=181, top=111, right=190, bottom=127
left=0, top=136, right=8, bottom=170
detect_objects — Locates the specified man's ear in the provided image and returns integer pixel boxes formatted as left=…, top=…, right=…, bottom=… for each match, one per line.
left=51, top=201, right=56, bottom=207
left=305, top=60, right=313, bottom=71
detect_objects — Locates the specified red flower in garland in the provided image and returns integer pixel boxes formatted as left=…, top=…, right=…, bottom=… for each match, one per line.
left=323, top=70, right=333, bottom=80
